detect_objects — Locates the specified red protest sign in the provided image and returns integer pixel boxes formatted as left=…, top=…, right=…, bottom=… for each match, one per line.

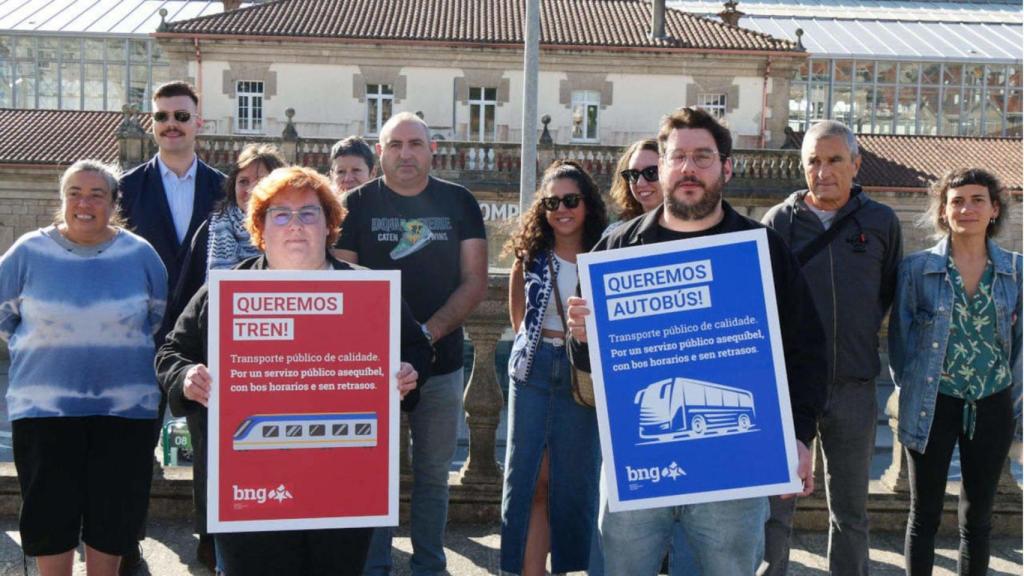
left=207, top=270, right=400, bottom=533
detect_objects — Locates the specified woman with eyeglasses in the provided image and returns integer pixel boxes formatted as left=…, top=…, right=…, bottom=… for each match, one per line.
left=0, top=160, right=166, bottom=576
left=156, top=166, right=432, bottom=575
left=166, top=143, right=286, bottom=572
left=500, top=160, right=608, bottom=576
left=608, top=139, right=663, bottom=231
left=889, top=168, right=1021, bottom=575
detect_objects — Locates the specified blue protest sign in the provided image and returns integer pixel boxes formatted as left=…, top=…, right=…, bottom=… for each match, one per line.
left=577, top=228, right=801, bottom=512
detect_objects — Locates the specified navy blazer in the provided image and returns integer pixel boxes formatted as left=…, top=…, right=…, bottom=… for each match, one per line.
left=119, top=155, right=226, bottom=294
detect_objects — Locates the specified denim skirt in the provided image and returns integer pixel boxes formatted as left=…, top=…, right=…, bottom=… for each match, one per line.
left=500, top=341, right=600, bottom=574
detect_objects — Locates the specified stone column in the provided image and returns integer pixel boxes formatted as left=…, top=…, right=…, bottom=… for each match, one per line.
left=880, top=389, right=909, bottom=493
left=458, top=274, right=508, bottom=485
left=281, top=108, right=299, bottom=164
left=116, top=104, right=148, bottom=170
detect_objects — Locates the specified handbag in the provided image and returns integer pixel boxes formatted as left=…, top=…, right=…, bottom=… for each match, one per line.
left=547, top=255, right=596, bottom=408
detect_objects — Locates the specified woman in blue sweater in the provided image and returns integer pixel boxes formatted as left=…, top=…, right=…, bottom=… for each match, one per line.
left=0, top=160, right=167, bottom=576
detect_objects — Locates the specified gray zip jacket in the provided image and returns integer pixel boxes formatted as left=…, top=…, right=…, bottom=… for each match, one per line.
left=762, top=186, right=902, bottom=386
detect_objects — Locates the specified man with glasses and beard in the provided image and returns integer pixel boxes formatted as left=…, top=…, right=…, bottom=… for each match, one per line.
left=565, top=107, right=826, bottom=576
left=118, top=80, right=225, bottom=575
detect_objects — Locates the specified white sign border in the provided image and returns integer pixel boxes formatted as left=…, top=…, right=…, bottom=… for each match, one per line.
left=577, top=228, right=801, bottom=512
left=207, top=269, right=401, bottom=533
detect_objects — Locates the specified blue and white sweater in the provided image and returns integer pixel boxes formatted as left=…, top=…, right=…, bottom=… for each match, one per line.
left=0, top=226, right=167, bottom=421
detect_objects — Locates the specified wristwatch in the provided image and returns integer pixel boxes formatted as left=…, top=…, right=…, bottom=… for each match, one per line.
left=420, top=323, right=434, bottom=344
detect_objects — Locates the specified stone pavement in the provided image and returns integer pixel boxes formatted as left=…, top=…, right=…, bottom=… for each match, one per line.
left=0, top=518, right=1018, bottom=576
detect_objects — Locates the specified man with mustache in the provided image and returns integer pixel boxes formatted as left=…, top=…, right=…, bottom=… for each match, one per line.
left=759, top=121, right=902, bottom=576
left=118, top=81, right=225, bottom=575
left=336, top=112, right=487, bottom=576
left=565, top=107, right=826, bottom=576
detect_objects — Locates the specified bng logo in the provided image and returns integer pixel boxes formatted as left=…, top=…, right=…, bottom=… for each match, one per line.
left=625, top=462, right=687, bottom=490
left=233, top=484, right=293, bottom=505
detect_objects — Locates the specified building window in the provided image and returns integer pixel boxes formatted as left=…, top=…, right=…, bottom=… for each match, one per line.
left=366, top=83, right=393, bottom=135
left=571, top=90, right=600, bottom=141
left=469, top=86, right=497, bottom=142
left=698, top=93, right=727, bottom=119
left=236, top=80, right=264, bottom=134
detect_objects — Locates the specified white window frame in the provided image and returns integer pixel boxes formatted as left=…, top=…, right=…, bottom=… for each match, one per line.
left=698, top=93, right=727, bottom=119
left=235, top=80, right=264, bottom=134
left=571, top=90, right=600, bottom=142
left=468, top=86, right=497, bottom=142
left=366, top=83, right=394, bottom=136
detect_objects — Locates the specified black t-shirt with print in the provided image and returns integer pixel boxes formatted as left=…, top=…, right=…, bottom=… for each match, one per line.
left=338, top=176, right=486, bottom=374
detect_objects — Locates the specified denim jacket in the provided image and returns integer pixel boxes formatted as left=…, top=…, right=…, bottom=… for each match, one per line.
left=888, top=237, right=1022, bottom=453
left=508, top=250, right=560, bottom=384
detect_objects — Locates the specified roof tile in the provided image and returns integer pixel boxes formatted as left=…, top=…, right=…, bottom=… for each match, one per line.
left=0, top=109, right=152, bottom=166
left=162, top=0, right=798, bottom=52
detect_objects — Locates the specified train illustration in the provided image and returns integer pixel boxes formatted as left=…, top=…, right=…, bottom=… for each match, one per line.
left=232, top=412, right=378, bottom=451
left=635, top=377, right=755, bottom=441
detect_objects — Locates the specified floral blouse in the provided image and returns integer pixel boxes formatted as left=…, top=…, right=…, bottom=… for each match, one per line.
left=938, top=256, right=1012, bottom=438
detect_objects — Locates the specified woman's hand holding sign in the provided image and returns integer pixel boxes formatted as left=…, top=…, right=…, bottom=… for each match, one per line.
left=566, top=296, right=591, bottom=343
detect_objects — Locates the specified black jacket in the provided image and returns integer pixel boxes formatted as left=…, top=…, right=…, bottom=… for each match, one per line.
left=762, top=186, right=902, bottom=386
left=154, top=253, right=433, bottom=531
left=569, top=201, right=827, bottom=444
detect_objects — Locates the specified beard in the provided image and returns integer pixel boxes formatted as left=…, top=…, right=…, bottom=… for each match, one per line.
left=665, top=174, right=724, bottom=220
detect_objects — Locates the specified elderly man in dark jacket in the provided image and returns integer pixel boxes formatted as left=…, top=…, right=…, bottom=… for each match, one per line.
left=759, top=120, right=902, bottom=576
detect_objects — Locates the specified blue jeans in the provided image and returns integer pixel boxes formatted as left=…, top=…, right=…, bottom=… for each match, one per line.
left=363, top=368, right=464, bottom=576
left=600, top=486, right=769, bottom=576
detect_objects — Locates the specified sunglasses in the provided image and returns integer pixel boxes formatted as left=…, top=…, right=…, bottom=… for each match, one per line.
left=621, top=166, right=659, bottom=184
left=266, top=206, right=323, bottom=227
left=152, top=110, right=193, bottom=123
left=540, top=193, right=583, bottom=211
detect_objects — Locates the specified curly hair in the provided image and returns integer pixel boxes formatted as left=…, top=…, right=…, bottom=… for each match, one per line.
left=923, top=168, right=1010, bottom=239
left=503, top=160, right=608, bottom=266
left=245, top=166, right=345, bottom=250
left=610, top=139, right=659, bottom=221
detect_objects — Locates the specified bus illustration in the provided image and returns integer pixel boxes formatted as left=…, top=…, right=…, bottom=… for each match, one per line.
left=232, top=412, right=378, bottom=451
left=634, top=378, right=755, bottom=441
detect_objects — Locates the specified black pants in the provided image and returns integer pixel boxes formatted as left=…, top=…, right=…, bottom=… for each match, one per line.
left=217, top=527, right=372, bottom=576
left=905, top=387, right=1015, bottom=576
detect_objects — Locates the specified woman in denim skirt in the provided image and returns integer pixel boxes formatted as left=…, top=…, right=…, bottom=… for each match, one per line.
left=501, top=160, right=608, bottom=575
left=889, top=168, right=1021, bottom=575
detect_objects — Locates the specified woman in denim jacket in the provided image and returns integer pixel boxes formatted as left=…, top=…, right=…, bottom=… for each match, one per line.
left=500, top=161, right=607, bottom=576
left=889, top=168, right=1022, bottom=575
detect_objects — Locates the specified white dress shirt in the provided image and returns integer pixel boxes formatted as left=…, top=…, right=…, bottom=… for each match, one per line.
left=157, top=155, right=198, bottom=244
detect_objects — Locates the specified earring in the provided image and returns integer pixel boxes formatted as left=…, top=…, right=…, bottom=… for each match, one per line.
left=990, top=218, right=996, bottom=224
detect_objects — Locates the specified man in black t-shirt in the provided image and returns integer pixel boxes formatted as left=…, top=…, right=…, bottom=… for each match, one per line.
left=336, top=112, right=487, bottom=575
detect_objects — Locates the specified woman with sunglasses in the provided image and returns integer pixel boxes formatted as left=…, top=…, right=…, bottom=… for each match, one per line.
left=608, top=139, right=663, bottom=231
left=889, top=168, right=1021, bottom=575
left=500, top=160, right=608, bottom=576
left=166, top=143, right=286, bottom=572
left=156, top=167, right=432, bottom=575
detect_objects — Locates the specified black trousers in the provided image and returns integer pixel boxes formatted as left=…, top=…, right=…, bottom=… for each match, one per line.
left=905, top=387, right=1015, bottom=576
left=217, top=527, right=372, bottom=576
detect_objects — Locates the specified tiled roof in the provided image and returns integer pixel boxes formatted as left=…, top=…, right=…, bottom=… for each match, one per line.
left=785, top=131, right=1023, bottom=190
left=855, top=135, right=1022, bottom=190
left=0, top=109, right=152, bottom=166
left=161, top=0, right=799, bottom=52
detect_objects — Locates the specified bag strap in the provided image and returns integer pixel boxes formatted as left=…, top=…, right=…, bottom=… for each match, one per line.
left=547, top=254, right=583, bottom=392
left=794, top=200, right=864, bottom=267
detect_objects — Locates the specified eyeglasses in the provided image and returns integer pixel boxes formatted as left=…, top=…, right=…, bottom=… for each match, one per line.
left=540, top=193, right=582, bottom=211
left=664, top=151, right=727, bottom=169
left=152, top=110, right=193, bottom=123
left=621, top=166, right=659, bottom=184
left=266, top=205, right=323, bottom=227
